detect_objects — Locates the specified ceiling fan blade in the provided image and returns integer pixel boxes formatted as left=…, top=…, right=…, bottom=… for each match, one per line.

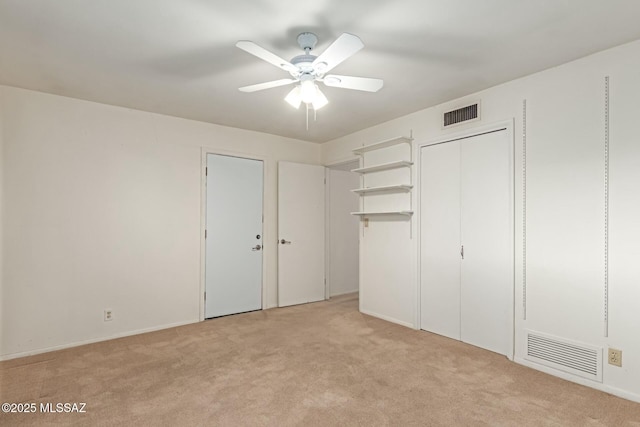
left=313, top=33, right=364, bottom=74
left=236, top=41, right=297, bottom=73
left=322, top=75, right=383, bottom=92
left=238, top=78, right=297, bottom=93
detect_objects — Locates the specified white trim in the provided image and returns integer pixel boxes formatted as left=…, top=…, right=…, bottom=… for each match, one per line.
left=515, top=357, right=640, bottom=403
left=324, top=167, right=331, bottom=299
left=0, top=320, right=196, bottom=361
left=200, top=147, right=268, bottom=321
left=415, top=119, right=516, bottom=361
left=330, top=289, right=359, bottom=298
left=360, top=309, right=415, bottom=329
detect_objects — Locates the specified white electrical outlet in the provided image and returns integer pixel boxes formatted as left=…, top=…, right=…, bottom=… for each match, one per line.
left=104, top=309, right=113, bottom=322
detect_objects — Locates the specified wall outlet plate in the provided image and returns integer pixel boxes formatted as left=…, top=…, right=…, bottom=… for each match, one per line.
left=104, top=309, right=113, bottom=322
left=608, top=348, right=622, bottom=367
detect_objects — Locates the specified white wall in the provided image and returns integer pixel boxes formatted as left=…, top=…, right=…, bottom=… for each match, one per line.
left=326, top=169, right=359, bottom=297
left=0, top=86, right=320, bottom=359
left=0, top=95, right=4, bottom=356
left=607, top=66, right=640, bottom=397
left=321, top=39, right=640, bottom=401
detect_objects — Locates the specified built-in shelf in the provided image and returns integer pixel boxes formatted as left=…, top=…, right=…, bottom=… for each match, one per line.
left=351, top=184, right=413, bottom=194
left=352, top=136, right=413, bottom=155
left=351, top=160, right=413, bottom=174
left=351, top=210, right=414, bottom=217
left=352, top=134, right=414, bottom=231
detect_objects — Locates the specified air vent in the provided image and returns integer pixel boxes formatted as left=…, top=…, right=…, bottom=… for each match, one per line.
left=443, top=103, right=479, bottom=127
left=525, top=330, right=602, bottom=382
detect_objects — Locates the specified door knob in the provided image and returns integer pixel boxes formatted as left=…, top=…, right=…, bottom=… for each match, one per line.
left=252, top=244, right=262, bottom=251
left=280, top=239, right=291, bottom=245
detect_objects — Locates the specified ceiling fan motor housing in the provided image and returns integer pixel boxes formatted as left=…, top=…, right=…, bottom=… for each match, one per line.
left=290, top=54, right=318, bottom=76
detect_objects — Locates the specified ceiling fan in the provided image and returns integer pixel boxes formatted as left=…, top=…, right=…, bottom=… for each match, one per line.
left=236, top=32, right=383, bottom=111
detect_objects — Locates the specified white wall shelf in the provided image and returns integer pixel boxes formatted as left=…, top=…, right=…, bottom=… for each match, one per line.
left=352, top=136, right=413, bottom=155
left=351, top=210, right=414, bottom=217
left=351, top=160, right=413, bottom=174
left=351, top=134, right=414, bottom=231
left=351, top=184, right=413, bottom=194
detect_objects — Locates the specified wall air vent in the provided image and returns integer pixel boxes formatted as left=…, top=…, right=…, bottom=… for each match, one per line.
left=443, top=103, right=479, bottom=127
left=525, top=330, right=602, bottom=382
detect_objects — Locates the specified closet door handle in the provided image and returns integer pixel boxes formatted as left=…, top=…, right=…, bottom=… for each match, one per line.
left=460, top=245, right=464, bottom=260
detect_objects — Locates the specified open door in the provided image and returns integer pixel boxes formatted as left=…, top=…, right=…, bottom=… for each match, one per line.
left=278, top=161, right=325, bottom=307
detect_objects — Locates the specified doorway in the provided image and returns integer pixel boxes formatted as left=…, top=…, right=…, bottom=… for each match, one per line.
left=205, top=153, right=263, bottom=318
left=326, top=160, right=360, bottom=298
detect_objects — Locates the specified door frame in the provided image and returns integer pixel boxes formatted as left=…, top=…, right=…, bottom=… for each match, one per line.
left=325, top=158, right=360, bottom=299
left=415, top=119, right=516, bottom=360
left=199, top=147, right=267, bottom=321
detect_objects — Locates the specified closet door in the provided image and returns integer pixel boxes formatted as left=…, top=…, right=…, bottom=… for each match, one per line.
left=420, top=141, right=461, bottom=340
left=460, top=130, right=512, bottom=355
left=420, top=129, right=512, bottom=356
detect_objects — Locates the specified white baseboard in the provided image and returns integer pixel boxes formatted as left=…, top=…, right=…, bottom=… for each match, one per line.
left=330, top=289, right=359, bottom=297
left=360, top=308, right=415, bottom=329
left=0, top=319, right=198, bottom=361
left=514, top=357, right=640, bottom=403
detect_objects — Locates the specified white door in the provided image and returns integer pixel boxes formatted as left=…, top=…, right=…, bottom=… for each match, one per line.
left=420, top=129, right=512, bottom=356
left=420, top=141, right=461, bottom=340
left=278, top=161, right=325, bottom=307
left=460, top=131, right=512, bottom=355
left=205, top=154, right=263, bottom=318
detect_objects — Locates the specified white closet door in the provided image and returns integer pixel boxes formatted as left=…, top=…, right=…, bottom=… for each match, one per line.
left=460, top=130, right=512, bottom=355
left=420, top=141, right=461, bottom=340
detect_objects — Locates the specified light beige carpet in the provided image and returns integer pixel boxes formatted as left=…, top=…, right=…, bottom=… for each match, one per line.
left=1, top=293, right=639, bottom=426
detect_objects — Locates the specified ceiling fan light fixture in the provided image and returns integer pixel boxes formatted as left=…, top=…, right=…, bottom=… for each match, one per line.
left=300, top=79, right=317, bottom=104
left=285, top=83, right=328, bottom=110
left=284, top=86, right=302, bottom=109
left=312, top=87, right=328, bottom=110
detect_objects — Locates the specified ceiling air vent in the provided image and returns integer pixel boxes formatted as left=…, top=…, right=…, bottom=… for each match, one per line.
left=443, top=103, right=479, bottom=127
left=525, top=330, right=602, bottom=382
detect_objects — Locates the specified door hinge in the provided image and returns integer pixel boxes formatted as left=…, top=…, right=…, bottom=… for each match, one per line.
left=204, top=292, right=206, bottom=301
left=205, top=167, right=208, bottom=176
left=205, top=230, right=207, bottom=239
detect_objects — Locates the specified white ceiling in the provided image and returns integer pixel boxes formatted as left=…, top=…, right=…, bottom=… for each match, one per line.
left=1, top=1, right=639, bottom=143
